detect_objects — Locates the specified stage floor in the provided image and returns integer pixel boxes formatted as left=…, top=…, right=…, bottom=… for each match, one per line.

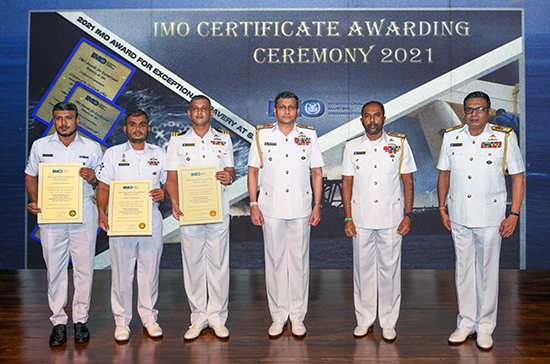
left=1, top=269, right=549, bottom=363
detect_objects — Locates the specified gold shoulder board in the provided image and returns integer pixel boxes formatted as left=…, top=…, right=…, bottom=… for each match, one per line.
left=346, top=133, right=365, bottom=142
left=171, top=131, right=184, bottom=136
left=214, top=127, right=229, bottom=134
left=387, top=131, right=406, bottom=138
left=445, top=124, right=465, bottom=133
left=256, top=123, right=274, bottom=130
left=492, top=125, right=512, bottom=133
left=297, top=123, right=315, bottom=130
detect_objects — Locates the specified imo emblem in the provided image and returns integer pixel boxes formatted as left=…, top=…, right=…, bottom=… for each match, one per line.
left=301, top=99, right=325, bottom=117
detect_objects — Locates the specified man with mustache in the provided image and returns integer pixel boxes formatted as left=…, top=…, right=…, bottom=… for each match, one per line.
left=438, top=91, right=525, bottom=350
left=25, top=102, right=102, bottom=346
left=248, top=91, right=324, bottom=338
left=96, top=109, right=167, bottom=342
left=164, top=95, right=235, bottom=340
left=341, top=101, right=416, bottom=341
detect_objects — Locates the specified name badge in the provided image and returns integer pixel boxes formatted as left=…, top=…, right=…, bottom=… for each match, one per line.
left=182, top=143, right=195, bottom=147
left=118, top=163, right=130, bottom=166
left=450, top=143, right=462, bottom=147
left=42, top=154, right=54, bottom=157
left=264, top=142, right=277, bottom=146
left=353, top=151, right=366, bottom=155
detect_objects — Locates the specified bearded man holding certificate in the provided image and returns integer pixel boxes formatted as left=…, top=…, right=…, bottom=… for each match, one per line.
left=96, top=109, right=167, bottom=342
left=25, top=102, right=102, bottom=347
left=164, top=95, right=236, bottom=340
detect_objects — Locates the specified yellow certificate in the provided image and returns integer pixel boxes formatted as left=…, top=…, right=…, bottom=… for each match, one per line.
left=178, top=165, right=223, bottom=225
left=38, top=163, right=83, bottom=224
left=108, top=180, right=153, bottom=236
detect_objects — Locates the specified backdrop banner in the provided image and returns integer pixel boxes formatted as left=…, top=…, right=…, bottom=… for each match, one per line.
left=28, top=9, right=523, bottom=269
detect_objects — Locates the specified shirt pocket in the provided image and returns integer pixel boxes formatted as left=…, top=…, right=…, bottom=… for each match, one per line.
left=480, top=146, right=504, bottom=168
left=177, top=148, right=198, bottom=166
left=485, top=192, right=506, bottom=206
left=211, top=144, right=228, bottom=169
left=262, top=145, right=281, bottom=166
left=295, top=144, right=311, bottom=165
left=379, top=152, right=400, bottom=174
left=351, top=154, right=369, bottom=175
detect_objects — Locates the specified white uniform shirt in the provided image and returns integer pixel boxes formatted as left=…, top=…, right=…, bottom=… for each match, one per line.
left=437, top=123, right=524, bottom=227
left=248, top=123, right=325, bottom=219
left=342, top=131, right=417, bottom=229
left=96, top=141, right=166, bottom=194
left=165, top=126, right=234, bottom=214
left=25, top=132, right=103, bottom=200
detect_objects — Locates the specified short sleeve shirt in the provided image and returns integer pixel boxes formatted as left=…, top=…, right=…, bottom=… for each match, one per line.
left=96, top=141, right=166, bottom=189
left=248, top=122, right=324, bottom=219
left=165, top=126, right=234, bottom=214
left=341, top=131, right=417, bottom=229
left=25, top=132, right=103, bottom=200
left=437, top=123, right=524, bottom=227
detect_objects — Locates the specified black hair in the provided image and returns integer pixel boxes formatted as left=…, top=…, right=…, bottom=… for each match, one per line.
left=190, top=95, right=212, bottom=108
left=361, top=101, right=385, bottom=116
left=463, top=91, right=491, bottom=109
left=52, top=102, right=79, bottom=119
left=125, top=109, right=149, bottom=124
left=274, top=91, right=299, bottom=107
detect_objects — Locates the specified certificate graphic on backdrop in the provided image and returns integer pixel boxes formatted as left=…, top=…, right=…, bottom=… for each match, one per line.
left=65, top=82, right=125, bottom=141
left=178, top=165, right=223, bottom=225
left=108, top=180, right=153, bottom=236
left=38, top=163, right=83, bottom=224
left=32, top=38, right=134, bottom=126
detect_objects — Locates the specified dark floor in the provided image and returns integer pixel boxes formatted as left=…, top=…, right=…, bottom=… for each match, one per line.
left=1, top=269, right=549, bottom=363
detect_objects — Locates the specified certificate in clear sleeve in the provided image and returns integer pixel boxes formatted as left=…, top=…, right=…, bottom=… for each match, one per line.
left=178, top=165, right=223, bottom=225
left=108, top=180, right=153, bottom=236
left=38, top=163, right=83, bottom=224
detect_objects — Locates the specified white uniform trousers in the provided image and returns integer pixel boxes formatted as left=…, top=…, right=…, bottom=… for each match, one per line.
left=179, top=214, right=230, bottom=327
left=110, top=208, right=163, bottom=326
left=263, top=216, right=310, bottom=323
left=451, top=222, right=501, bottom=335
left=40, top=199, right=97, bottom=326
left=353, top=226, right=402, bottom=329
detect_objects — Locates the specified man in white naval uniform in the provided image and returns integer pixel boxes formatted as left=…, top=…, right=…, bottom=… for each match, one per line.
left=164, top=95, right=235, bottom=340
left=437, top=91, right=525, bottom=350
left=247, top=91, right=324, bottom=338
left=25, top=102, right=102, bottom=346
left=96, top=109, right=166, bottom=342
left=341, top=101, right=416, bottom=341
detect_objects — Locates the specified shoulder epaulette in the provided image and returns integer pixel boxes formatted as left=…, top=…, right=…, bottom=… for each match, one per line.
left=387, top=131, right=406, bottom=138
left=492, top=125, right=512, bottom=133
left=445, top=124, right=465, bottom=133
left=171, top=131, right=184, bottom=136
left=346, top=133, right=365, bottom=142
left=256, top=123, right=274, bottom=130
left=214, top=127, right=229, bottom=134
left=297, top=124, right=315, bottom=130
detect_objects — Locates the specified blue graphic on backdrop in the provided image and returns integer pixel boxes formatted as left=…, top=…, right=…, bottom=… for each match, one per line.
left=268, top=99, right=325, bottom=117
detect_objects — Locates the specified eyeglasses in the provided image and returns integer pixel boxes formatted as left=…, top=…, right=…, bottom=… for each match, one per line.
left=464, top=106, right=488, bottom=115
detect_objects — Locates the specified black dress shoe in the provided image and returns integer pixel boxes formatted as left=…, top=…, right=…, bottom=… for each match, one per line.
left=49, top=324, right=67, bottom=346
left=74, top=322, right=90, bottom=344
